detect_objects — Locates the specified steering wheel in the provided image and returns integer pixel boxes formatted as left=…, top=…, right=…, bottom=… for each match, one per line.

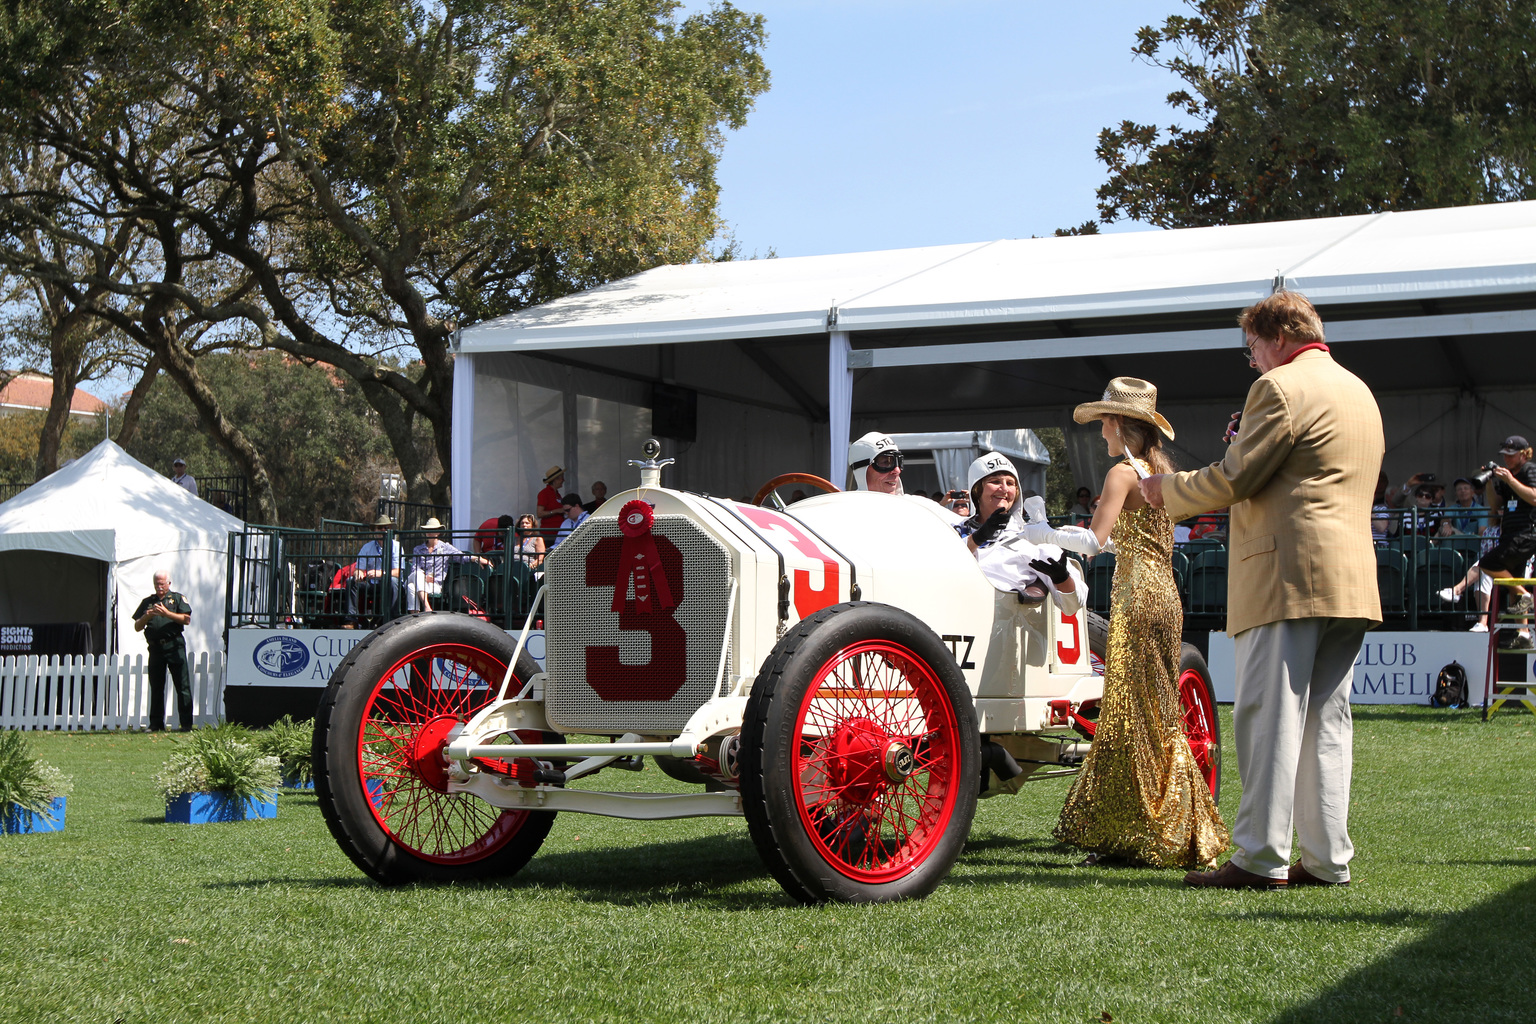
left=753, top=472, right=841, bottom=508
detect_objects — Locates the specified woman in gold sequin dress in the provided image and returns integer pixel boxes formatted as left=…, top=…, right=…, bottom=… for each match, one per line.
left=1055, top=378, right=1230, bottom=869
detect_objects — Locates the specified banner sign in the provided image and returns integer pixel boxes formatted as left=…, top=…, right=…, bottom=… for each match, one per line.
left=226, top=628, right=546, bottom=687
left=1206, top=631, right=1488, bottom=704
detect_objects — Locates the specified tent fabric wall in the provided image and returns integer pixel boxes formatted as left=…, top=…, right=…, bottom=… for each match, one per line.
left=0, top=441, right=242, bottom=658
left=0, top=551, right=107, bottom=651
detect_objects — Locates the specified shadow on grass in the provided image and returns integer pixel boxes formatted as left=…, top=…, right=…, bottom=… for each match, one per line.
left=512, top=831, right=786, bottom=909
left=205, top=876, right=375, bottom=889
left=1264, top=877, right=1536, bottom=1024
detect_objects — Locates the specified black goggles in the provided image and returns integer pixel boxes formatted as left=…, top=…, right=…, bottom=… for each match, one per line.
left=858, top=451, right=903, bottom=473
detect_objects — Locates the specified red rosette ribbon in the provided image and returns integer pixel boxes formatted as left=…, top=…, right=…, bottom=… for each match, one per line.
left=613, top=499, right=674, bottom=613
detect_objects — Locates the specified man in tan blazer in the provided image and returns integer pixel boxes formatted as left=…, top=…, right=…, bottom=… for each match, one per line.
left=1141, top=291, right=1383, bottom=890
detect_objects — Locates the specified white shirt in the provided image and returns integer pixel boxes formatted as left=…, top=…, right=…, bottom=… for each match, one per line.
left=172, top=472, right=197, bottom=496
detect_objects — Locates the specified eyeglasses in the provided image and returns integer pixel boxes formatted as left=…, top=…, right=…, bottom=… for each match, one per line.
left=870, top=452, right=903, bottom=473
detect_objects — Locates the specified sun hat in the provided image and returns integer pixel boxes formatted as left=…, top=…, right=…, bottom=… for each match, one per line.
left=1072, top=377, right=1175, bottom=440
left=372, top=513, right=394, bottom=527
left=543, top=465, right=565, bottom=483
left=420, top=517, right=444, bottom=530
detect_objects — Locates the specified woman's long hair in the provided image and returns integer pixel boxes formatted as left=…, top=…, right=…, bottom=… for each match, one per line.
left=1114, top=415, right=1176, bottom=476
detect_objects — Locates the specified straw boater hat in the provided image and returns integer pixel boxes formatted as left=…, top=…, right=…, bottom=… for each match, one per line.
left=1072, top=377, right=1175, bottom=440
left=543, top=465, right=564, bottom=484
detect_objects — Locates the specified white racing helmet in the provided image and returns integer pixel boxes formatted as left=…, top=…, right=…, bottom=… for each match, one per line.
left=967, top=451, right=1021, bottom=525
left=848, top=431, right=904, bottom=493
left=966, top=451, right=1018, bottom=494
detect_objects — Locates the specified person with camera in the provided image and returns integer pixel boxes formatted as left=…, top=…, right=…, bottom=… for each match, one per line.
left=1475, top=436, right=1536, bottom=640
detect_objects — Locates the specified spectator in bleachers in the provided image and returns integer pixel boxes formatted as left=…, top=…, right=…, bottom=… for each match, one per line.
left=1406, top=483, right=1444, bottom=535
left=1189, top=508, right=1229, bottom=542
left=474, top=514, right=515, bottom=554
left=552, top=494, right=589, bottom=549
left=1070, top=486, right=1094, bottom=519
left=1386, top=471, right=1436, bottom=509
left=407, top=517, right=491, bottom=612
left=1372, top=472, right=1397, bottom=539
left=514, top=514, right=546, bottom=570
left=1444, top=477, right=1488, bottom=535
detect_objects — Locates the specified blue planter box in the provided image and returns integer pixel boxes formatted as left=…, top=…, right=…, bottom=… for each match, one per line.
left=2, top=797, right=66, bottom=834
left=165, top=791, right=277, bottom=824
left=282, top=775, right=314, bottom=790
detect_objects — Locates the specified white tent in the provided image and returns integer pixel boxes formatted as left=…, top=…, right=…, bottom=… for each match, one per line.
left=452, top=201, right=1536, bottom=527
left=0, top=441, right=242, bottom=658
left=883, top=430, right=1050, bottom=497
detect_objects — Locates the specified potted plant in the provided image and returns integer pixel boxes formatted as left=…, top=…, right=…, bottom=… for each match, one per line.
left=154, top=728, right=281, bottom=824
left=258, top=715, right=316, bottom=789
left=0, top=731, right=72, bottom=835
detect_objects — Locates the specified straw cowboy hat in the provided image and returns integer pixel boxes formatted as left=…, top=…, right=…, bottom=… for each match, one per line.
left=543, top=465, right=565, bottom=484
left=1072, top=376, right=1175, bottom=440
left=420, top=517, right=444, bottom=530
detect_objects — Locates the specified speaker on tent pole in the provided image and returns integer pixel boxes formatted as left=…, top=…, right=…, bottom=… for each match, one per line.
left=650, top=383, right=697, bottom=442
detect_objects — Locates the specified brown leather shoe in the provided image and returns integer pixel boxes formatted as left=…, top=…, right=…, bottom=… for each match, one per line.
left=1288, top=862, right=1350, bottom=886
left=1183, top=861, right=1286, bottom=890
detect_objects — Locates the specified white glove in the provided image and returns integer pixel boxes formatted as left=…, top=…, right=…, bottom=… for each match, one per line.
left=1018, top=496, right=1101, bottom=556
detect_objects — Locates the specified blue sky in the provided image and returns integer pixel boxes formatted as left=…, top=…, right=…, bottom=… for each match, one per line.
left=688, top=1, right=1191, bottom=257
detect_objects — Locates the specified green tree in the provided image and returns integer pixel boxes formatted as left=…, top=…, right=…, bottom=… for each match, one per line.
left=123, top=353, right=403, bottom=528
left=0, top=0, right=769, bottom=506
left=1097, top=0, right=1536, bottom=227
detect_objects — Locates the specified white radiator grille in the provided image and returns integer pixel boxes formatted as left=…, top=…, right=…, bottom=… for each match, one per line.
left=543, top=515, right=733, bottom=733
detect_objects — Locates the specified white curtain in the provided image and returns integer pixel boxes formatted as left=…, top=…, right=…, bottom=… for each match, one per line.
left=828, top=331, right=852, bottom=488
left=932, top=447, right=971, bottom=494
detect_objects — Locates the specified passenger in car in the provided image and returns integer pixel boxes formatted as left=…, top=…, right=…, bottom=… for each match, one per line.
left=956, top=452, right=1083, bottom=613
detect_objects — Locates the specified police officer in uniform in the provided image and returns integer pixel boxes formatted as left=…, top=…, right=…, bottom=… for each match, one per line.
left=134, top=571, right=194, bottom=731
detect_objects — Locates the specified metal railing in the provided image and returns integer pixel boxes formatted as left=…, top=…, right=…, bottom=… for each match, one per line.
left=226, top=525, right=547, bottom=633
left=199, top=474, right=249, bottom=521
left=1059, top=507, right=1498, bottom=630
left=0, top=482, right=29, bottom=504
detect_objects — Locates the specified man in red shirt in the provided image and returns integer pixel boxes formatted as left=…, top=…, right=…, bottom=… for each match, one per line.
left=537, top=466, right=565, bottom=535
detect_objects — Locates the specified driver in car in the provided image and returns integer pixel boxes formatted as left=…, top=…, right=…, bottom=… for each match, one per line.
left=847, top=431, right=906, bottom=494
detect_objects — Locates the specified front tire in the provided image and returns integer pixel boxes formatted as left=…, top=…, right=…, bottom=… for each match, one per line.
left=313, top=613, right=556, bottom=884
left=740, top=603, right=980, bottom=904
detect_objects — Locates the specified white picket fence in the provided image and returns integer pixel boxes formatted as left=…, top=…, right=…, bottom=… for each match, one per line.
left=0, top=653, right=225, bottom=731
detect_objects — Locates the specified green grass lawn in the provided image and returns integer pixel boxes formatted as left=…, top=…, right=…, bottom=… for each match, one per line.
left=1, top=706, right=1533, bottom=1024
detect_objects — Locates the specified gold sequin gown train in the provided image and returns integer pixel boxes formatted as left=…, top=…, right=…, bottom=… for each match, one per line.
left=1054, top=495, right=1230, bottom=868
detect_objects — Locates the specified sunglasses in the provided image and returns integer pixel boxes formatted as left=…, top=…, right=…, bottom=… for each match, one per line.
left=870, top=452, right=903, bottom=473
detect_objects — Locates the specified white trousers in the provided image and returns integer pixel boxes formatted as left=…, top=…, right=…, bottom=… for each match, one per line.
left=1230, top=617, right=1366, bottom=882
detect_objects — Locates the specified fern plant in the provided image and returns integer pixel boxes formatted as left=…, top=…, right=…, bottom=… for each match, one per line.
left=153, top=728, right=280, bottom=801
left=0, top=730, right=73, bottom=821
left=256, top=715, right=315, bottom=784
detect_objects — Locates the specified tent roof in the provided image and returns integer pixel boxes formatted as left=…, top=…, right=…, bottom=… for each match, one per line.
left=0, top=441, right=244, bottom=562
left=459, top=201, right=1536, bottom=354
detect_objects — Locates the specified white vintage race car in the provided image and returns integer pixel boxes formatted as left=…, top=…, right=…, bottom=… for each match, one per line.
left=313, top=446, right=1221, bottom=904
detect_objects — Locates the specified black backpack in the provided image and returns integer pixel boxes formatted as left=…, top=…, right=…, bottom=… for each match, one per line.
left=1429, top=661, right=1470, bottom=709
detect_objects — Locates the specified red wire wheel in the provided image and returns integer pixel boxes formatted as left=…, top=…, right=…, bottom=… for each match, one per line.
left=741, top=602, right=979, bottom=904
left=313, top=614, right=558, bottom=884
left=1176, top=645, right=1223, bottom=802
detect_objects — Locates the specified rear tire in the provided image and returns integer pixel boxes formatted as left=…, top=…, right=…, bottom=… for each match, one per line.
left=1176, top=645, right=1222, bottom=802
left=313, top=613, right=556, bottom=884
left=740, top=602, right=980, bottom=904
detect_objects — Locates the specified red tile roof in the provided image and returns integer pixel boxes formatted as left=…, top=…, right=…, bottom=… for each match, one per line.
left=0, top=373, right=108, bottom=416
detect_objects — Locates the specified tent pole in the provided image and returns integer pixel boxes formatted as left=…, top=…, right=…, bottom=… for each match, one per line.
left=450, top=348, right=474, bottom=532
left=828, top=329, right=852, bottom=486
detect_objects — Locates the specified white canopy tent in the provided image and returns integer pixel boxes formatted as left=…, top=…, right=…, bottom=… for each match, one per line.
left=881, top=430, right=1051, bottom=498
left=0, top=441, right=242, bottom=657
left=454, top=201, right=1536, bottom=526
